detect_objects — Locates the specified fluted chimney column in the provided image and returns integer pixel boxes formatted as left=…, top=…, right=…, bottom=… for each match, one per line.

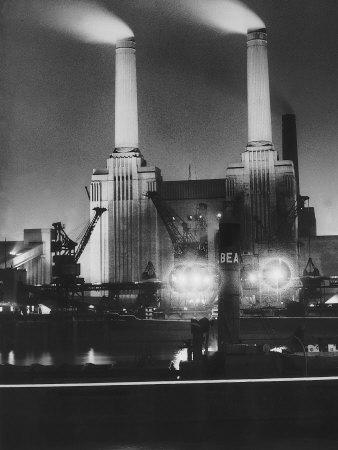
left=114, top=37, right=139, bottom=153
left=247, top=29, right=272, bottom=147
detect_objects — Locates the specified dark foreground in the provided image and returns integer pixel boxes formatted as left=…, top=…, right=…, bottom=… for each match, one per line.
left=1, top=377, right=338, bottom=449
left=1, top=315, right=338, bottom=448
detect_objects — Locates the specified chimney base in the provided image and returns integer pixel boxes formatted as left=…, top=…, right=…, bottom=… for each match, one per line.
left=113, top=147, right=140, bottom=154
left=247, top=141, right=273, bottom=148
left=246, top=143, right=274, bottom=152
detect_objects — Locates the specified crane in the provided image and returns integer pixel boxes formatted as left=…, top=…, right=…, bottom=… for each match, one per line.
left=147, top=191, right=206, bottom=260
left=74, top=207, right=107, bottom=262
left=52, top=207, right=106, bottom=261
left=147, top=191, right=215, bottom=303
left=51, top=207, right=106, bottom=301
left=277, top=195, right=309, bottom=237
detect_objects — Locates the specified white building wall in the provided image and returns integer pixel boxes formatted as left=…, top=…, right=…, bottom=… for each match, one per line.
left=88, top=154, right=162, bottom=286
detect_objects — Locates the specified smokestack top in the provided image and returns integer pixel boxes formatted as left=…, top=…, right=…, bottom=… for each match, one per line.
left=247, top=28, right=267, bottom=42
left=114, top=35, right=138, bottom=153
left=116, top=37, right=135, bottom=49
left=246, top=26, right=272, bottom=146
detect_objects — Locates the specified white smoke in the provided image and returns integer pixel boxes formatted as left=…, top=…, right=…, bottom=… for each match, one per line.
left=174, top=0, right=265, bottom=35
left=7, top=0, right=133, bottom=44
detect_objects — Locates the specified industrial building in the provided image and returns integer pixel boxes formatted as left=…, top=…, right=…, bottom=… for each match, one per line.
left=0, top=229, right=52, bottom=285
left=86, top=29, right=316, bottom=305
left=1, top=26, right=338, bottom=309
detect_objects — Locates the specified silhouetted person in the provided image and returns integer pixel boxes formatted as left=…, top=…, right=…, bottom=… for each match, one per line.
left=191, top=318, right=210, bottom=361
left=291, top=325, right=305, bottom=353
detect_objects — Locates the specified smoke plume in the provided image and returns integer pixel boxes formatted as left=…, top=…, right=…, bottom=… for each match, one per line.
left=174, top=0, right=265, bottom=35
left=7, top=0, right=133, bottom=44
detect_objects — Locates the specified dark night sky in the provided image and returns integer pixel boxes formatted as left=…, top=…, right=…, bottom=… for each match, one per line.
left=1, top=0, right=338, bottom=240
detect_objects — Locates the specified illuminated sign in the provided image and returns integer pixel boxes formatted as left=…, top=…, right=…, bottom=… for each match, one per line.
left=220, top=252, right=239, bottom=264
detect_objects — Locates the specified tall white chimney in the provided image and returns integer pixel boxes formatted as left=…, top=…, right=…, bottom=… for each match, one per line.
left=247, top=29, right=272, bottom=147
left=114, top=37, right=139, bottom=153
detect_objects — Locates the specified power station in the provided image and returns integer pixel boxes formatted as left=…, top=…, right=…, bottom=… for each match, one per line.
left=4, top=8, right=338, bottom=449
left=85, top=28, right=313, bottom=308
left=1, top=25, right=338, bottom=313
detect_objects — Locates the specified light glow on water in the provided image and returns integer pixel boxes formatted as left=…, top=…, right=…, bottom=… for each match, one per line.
left=171, top=348, right=188, bottom=370
left=270, top=346, right=288, bottom=353
left=8, top=350, right=15, bottom=365
left=0, top=349, right=116, bottom=366
left=76, top=349, right=116, bottom=366
left=37, top=352, right=53, bottom=365
left=86, top=348, right=95, bottom=364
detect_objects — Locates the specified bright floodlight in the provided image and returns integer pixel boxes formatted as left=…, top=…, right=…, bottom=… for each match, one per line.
left=261, top=258, right=292, bottom=290
left=169, top=263, right=219, bottom=294
left=172, top=272, right=187, bottom=287
left=177, top=273, right=187, bottom=286
left=248, top=272, right=258, bottom=283
left=192, top=273, right=201, bottom=285
left=269, top=267, right=286, bottom=282
left=203, top=275, right=212, bottom=284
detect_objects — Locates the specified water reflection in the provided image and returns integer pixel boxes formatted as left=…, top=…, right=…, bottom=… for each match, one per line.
left=75, top=348, right=115, bottom=365
left=0, top=348, right=116, bottom=366
left=8, top=350, right=15, bottom=365
left=172, top=347, right=188, bottom=369
left=22, top=351, right=54, bottom=366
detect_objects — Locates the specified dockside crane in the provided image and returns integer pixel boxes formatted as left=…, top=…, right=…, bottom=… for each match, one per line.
left=74, top=207, right=106, bottom=262
left=147, top=191, right=207, bottom=260
left=277, top=195, right=309, bottom=237
left=51, top=206, right=106, bottom=302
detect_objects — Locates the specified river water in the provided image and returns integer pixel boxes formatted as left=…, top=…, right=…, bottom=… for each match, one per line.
left=0, top=348, right=117, bottom=366
left=0, top=346, right=190, bottom=370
